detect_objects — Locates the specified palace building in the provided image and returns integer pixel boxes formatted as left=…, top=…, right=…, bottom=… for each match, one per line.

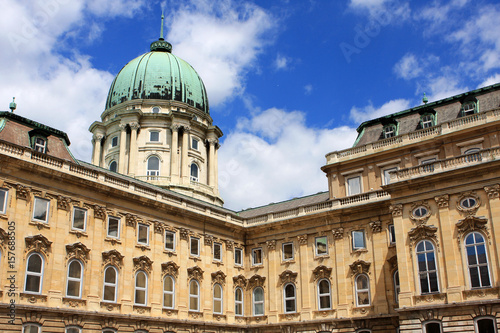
left=0, top=20, right=499, bottom=333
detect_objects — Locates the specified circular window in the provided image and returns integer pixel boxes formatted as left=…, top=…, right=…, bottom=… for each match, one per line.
left=152, top=106, right=160, bottom=113
left=413, top=206, right=428, bottom=218
left=460, top=197, right=477, bottom=209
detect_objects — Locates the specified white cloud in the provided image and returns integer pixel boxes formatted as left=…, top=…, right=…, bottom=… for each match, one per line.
left=393, top=53, right=422, bottom=80
left=274, top=53, right=290, bottom=70
left=350, top=99, right=411, bottom=123
left=219, top=108, right=357, bottom=210
left=348, top=0, right=411, bottom=22
left=478, top=74, right=500, bottom=89
left=165, top=0, right=275, bottom=106
left=304, top=84, right=313, bottom=95
left=421, top=76, right=468, bottom=103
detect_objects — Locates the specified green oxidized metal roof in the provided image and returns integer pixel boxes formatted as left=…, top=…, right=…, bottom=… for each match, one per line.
left=105, top=37, right=209, bottom=113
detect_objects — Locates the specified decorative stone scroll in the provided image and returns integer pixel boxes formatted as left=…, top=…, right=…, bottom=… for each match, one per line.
left=93, top=205, right=107, bottom=220
left=312, top=265, right=332, bottom=281
left=389, top=204, right=403, bottom=217
left=408, top=225, right=438, bottom=246
left=125, top=214, right=140, bottom=228
left=266, top=240, right=276, bottom=250
left=187, top=266, right=204, bottom=281
left=369, top=221, right=382, bottom=233
left=212, top=271, right=226, bottom=285
left=16, top=184, right=31, bottom=201
left=278, top=270, right=298, bottom=286
left=349, top=260, right=371, bottom=276
left=161, top=261, right=179, bottom=278
left=102, top=250, right=124, bottom=269
left=56, top=195, right=72, bottom=211
left=25, top=234, right=52, bottom=257
left=297, top=234, right=308, bottom=245
left=65, top=242, right=90, bottom=263
left=456, top=216, right=488, bottom=238
left=248, top=274, right=266, bottom=289
left=133, top=255, right=153, bottom=274
left=434, top=194, right=449, bottom=208
left=484, top=184, right=500, bottom=199
left=332, top=227, right=344, bottom=239
left=204, top=234, right=214, bottom=246
left=179, top=228, right=189, bottom=240
left=233, top=275, right=248, bottom=288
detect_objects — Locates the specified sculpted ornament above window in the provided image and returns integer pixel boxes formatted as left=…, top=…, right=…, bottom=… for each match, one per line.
left=312, top=265, right=332, bottom=281
left=65, top=242, right=90, bottom=263
left=456, top=216, right=488, bottom=239
left=187, top=266, right=204, bottom=281
left=332, top=227, right=344, bottom=239
left=456, top=192, right=480, bottom=216
left=248, top=274, right=266, bottom=289
left=410, top=201, right=431, bottom=225
left=408, top=225, right=438, bottom=246
left=484, top=184, right=500, bottom=199
left=25, top=234, right=52, bottom=257
left=279, top=270, right=298, bottom=286
left=133, top=256, right=153, bottom=274
left=233, top=274, right=248, bottom=288
left=349, top=260, right=371, bottom=276
left=161, top=261, right=179, bottom=278
left=102, top=250, right=124, bottom=269
left=212, top=271, right=226, bottom=286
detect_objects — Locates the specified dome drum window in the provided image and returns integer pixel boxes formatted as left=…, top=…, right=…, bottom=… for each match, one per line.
left=152, top=106, right=161, bottom=114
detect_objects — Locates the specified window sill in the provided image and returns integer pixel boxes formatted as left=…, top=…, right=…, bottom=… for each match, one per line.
left=162, top=308, right=178, bottom=316
left=146, top=141, right=163, bottom=145
left=136, top=244, right=150, bottom=251
left=163, top=250, right=177, bottom=257
left=279, top=312, right=300, bottom=320
left=69, top=229, right=87, bottom=238
left=462, top=286, right=499, bottom=300
left=62, top=297, right=87, bottom=308
left=314, top=254, right=330, bottom=261
left=251, top=264, right=264, bottom=270
left=105, top=237, right=121, bottom=245
left=282, top=259, right=295, bottom=265
left=29, top=220, right=49, bottom=229
left=212, top=260, right=224, bottom=266
left=352, top=248, right=368, bottom=254
left=19, top=292, right=47, bottom=304
left=100, top=301, right=121, bottom=311
left=189, top=255, right=201, bottom=262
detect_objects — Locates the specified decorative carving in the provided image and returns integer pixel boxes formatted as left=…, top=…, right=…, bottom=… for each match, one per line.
left=248, top=274, right=266, bottom=289
left=16, top=184, right=31, bottom=200
left=456, top=191, right=480, bottom=216
left=317, top=323, right=336, bottom=332
left=66, top=242, right=90, bottom=263
left=204, top=234, right=214, bottom=246
left=154, top=221, right=165, bottom=234
left=102, top=250, right=124, bottom=269
left=332, top=227, right=344, bottom=239
left=63, top=298, right=87, bottom=308
left=171, top=124, right=181, bottom=131
left=161, top=261, right=179, bottom=278
left=297, top=234, right=308, bottom=245
left=179, top=228, right=189, bottom=240
left=0, top=228, right=9, bottom=249
left=93, top=205, right=106, bottom=220
left=434, top=194, right=449, bottom=208
left=92, top=134, right=104, bottom=142
left=389, top=204, right=403, bottom=217
left=182, top=125, right=191, bottom=133
left=463, top=287, right=500, bottom=300
left=101, top=318, right=117, bottom=331
left=312, top=265, right=332, bottom=281
left=125, top=213, right=140, bottom=227
left=100, top=302, right=121, bottom=311
left=369, top=221, right=382, bottom=233
left=484, top=184, right=500, bottom=199
left=456, top=216, right=488, bottom=238
left=63, top=315, right=83, bottom=327
left=132, top=321, right=149, bottom=332
left=133, top=256, right=153, bottom=274
left=413, top=293, right=446, bottom=304
left=25, top=235, right=52, bottom=257
left=233, top=275, right=248, bottom=288
left=129, top=122, right=140, bottom=130
left=266, top=239, right=276, bottom=250
left=22, top=311, right=44, bottom=324
left=118, top=123, right=127, bottom=130
left=408, top=225, right=438, bottom=246
left=278, top=270, right=298, bottom=285
left=388, top=255, right=398, bottom=270
left=187, top=266, right=204, bottom=281
left=212, top=271, right=226, bottom=285
left=349, top=260, right=371, bottom=276
left=207, top=138, right=218, bottom=145
left=56, top=195, right=72, bottom=211
left=225, top=240, right=234, bottom=251
left=410, top=201, right=431, bottom=224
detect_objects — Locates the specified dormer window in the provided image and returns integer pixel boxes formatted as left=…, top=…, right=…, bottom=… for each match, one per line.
left=461, top=100, right=477, bottom=117
left=34, top=137, right=47, bottom=153
left=383, top=125, right=397, bottom=139
left=421, top=114, right=434, bottom=128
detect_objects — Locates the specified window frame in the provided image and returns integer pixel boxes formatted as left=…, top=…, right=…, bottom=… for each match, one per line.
left=110, top=136, right=118, bottom=147
left=34, top=137, right=47, bottom=153
left=163, top=275, right=175, bottom=309
left=235, top=287, right=244, bottom=316
left=252, top=286, right=264, bottom=316
left=213, top=283, right=223, bottom=314
left=24, top=252, right=44, bottom=294
left=234, top=248, right=243, bottom=266
left=66, top=259, right=84, bottom=298
left=352, top=230, right=366, bottom=250
left=382, top=166, right=398, bottom=185
left=190, top=163, right=199, bottom=182
left=423, top=321, right=442, bottom=333
left=355, top=274, right=371, bottom=307
left=190, top=236, right=200, bottom=257
left=251, top=247, right=263, bottom=266
left=189, top=279, right=200, bottom=312
left=388, top=224, right=396, bottom=245
left=32, top=196, right=50, bottom=223
left=346, top=175, right=362, bottom=196
left=315, top=236, right=328, bottom=256
left=464, top=232, right=491, bottom=289
left=283, top=283, right=296, bottom=314
left=107, top=216, right=121, bottom=239
left=164, top=230, right=176, bottom=251
left=416, top=240, right=440, bottom=294
left=65, top=326, right=82, bottom=333
left=317, top=278, right=332, bottom=311
left=149, top=130, right=160, bottom=142
left=213, top=242, right=222, bottom=262
left=394, top=270, right=400, bottom=303
left=103, top=266, right=118, bottom=303
left=191, top=137, right=199, bottom=150
left=474, top=317, right=497, bottom=333
left=462, top=101, right=477, bottom=117
left=72, top=207, right=87, bottom=231
left=282, top=242, right=294, bottom=261
left=383, top=124, right=397, bottom=138
left=134, top=270, right=148, bottom=306
left=109, top=161, right=117, bottom=172
left=421, top=114, right=435, bottom=128
left=146, top=155, right=160, bottom=180
left=0, top=188, right=8, bottom=214
left=137, top=223, right=149, bottom=246
left=23, top=323, right=41, bottom=333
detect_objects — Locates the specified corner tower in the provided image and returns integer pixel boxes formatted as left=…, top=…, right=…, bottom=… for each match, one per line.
left=89, top=15, right=223, bottom=206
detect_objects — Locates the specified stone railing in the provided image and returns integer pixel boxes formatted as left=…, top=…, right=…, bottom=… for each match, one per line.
left=326, top=109, right=500, bottom=164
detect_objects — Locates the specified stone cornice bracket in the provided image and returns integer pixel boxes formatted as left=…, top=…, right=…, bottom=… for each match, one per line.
left=484, top=184, right=500, bottom=199
left=233, top=275, right=248, bottom=288
left=266, top=239, right=276, bottom=250
left=93, top=205, right=107, bottom=220
left=389, top=204, right=403, bottom=217
left=25, top=234, right=52, bottom=257
left=133, top=255, right=153, bottom=274
left=212, top=270, right=227, bottom=285
left=154, top=221, right=165, bottom=234
left=388, top=255, right=398, bottom=271
left=66, top=242, right=90, bottom=263
left=179, top=228, right=189, bottom=241
left=102, top=250, right=124, bottom=269
left=369, top=221, right=382, bottom=233
left=182, top=125, right=191, bottom=132
left=56, top=195, right=72, bottom=211
left=349, top=260, right=371, bottom=276
left=248, top=274, right=266, bottom=289
left=170, top=124, right=181, bottom=131
left=125, top=213, right=140, bottom=228
left=129, top=122, right=140, bottom=130
left=187, top=266, right=204, bottom=281
left=161, top=261, right=179, bottom=278
left=332, top=227, right=344, bottom=239
left=456, top=216, right=488, bottom=238
left=16, top=184, right=31, bottom=201
left=312, top=265, right=332, bottom=281
left=408, top=225, right=438, bottom=246
left=434, top=194, right=449, bottom=208
left=225, top=240, right=234, bottom=251
left=297, top=234, right=308, bottom=245
left=204, top=234, right=214, bottom=246
left=278, top=270, right=298, bottom=286
left=92, top=134, right=104, bottom=142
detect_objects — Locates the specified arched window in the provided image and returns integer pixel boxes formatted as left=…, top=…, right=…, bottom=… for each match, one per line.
left=416, top=240, right=439, bottom=294
left=147, top=156, right=160, bottom=180
left=394, top=270, right=400, bottom=303
left=23, top=323, right=41, bottom=333
left=465, top=232, right=491, bottom=288
left=213, top=283, right=223, bottom=314
left=190, top=163, right=199, bottom=182
left=189, top=280, right=200, bottom=311
left=103, top=266, right=118, bottom=302
left=163, top=275, right=175, bottom=309
left=25, top=253, right=44, bottom=293
left=109, top=161, right=117, bottom=172
left=102, top=329, right=116, bottom=333
left=135, top=271, right=148, bottom=306
left=283, top=283, right=296, bottom=313
left=317, top=279, right=331, bottom=310
left=475, top=317, right=497, bottom=333
left=253, top=287, right=264, bottom=316
left=355, top=274, right=370, bottom=306
left=66, top=326, right=82, bottom=333
left=66, top=260, right=83, bottom=298
left=424, top=321, right=442, bottom=333
left=235, top=287, right=244, bottom=316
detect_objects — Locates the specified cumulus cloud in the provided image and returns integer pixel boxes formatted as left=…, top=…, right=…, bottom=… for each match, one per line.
left=350, top=99, right=411, bottom=123
left=478, top=74, right=500, bottom=89
left=219, top=108, right=357, bottom=210
left=165, top=0, right=275, bottom=106
left=393, top=53, right=422, bottom=80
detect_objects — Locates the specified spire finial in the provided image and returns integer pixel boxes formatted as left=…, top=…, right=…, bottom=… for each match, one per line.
left=422, top=92, right=428, bottom=104
left=150, top=11, right=172, bottom=52
left=160, top=11, right=165, bottom=40
left=9, top=97, right=16, bottom=112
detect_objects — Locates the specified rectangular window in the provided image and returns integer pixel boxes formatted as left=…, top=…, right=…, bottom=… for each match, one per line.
left=282, top=242, right=294, bottom=261
left=34, top=137, right=46, bottom=153
left=347, top=176, right=361, bottom=196
left=383, top=167, right=397, bottom=185
left=389, top=225, right=396, bottom=244
left=165, top=231, right=175, bottom=251
left=421, top=115, right=433, bottom=128
left=352, top=230, right=366, bottom=250
left=137, top=223, right=149, bottom=245
left=190, top=237, right=200, bottom=256
left=32, top=197, right=50, bottom=223
left=252, top=248, right=263, bottom=265
left=0, top=188, right=8, bottom=214
left=191, top=137, right=199, bottom=150
left=235, top=248, right=243, bottom=266
left=214, top=242, right=222, bottom=261
left=111, top=136, right=118, bottom=147
left=72, top=207, right=87, bottom=231
left=421, top=158, right=436, bottom=172
left=107, top=216, right=120, bottom=238
left=315, top=236, right=328, bottom=256
left=149, top=131, right=160, bottom=142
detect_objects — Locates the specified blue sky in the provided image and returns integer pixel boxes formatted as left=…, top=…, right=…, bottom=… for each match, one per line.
left=1, top=0, right=500, bottom=210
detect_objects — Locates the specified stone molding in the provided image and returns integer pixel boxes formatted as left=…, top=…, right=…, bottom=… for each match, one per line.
left=279, top=270, right=298, bottom=286
left=349, top=260, right=371, bottom=276
left=25, top=234, right=52, bottom=257
left=410, top=201, right=431, bottom=225
left=187, top=266, right=204, bottom=281
left=413, top=293, right=446, bottom=304
left=369, top=221, right=382, bottom=233
left=463, top=286, right=499, bottom=300
left=204, top=234, right=214, bottom=246
left=266, top=240, right=276, bottom=250
left=332, top=227, right=344, bottom=239
left=484, top=184, right=500, bottom=199
left=65, top=242, right=90, bottom=263
left=408, top=224, right=438, bottom=246
left=233, top=275, right=248, bottom=288
left=312, top=265, right=332, bottom=281
left=434, top=194, right=449, bottom=208
left=93, top=205, right=107, bottom=220
left=225, top=240, right=234, bottom=251
left=456, top=216, right=488, bottom=238
left=248, top=274, right=266, bottom=289
left=179, top=228, right=189, bottom=240
left=125, top=213, right=141, bottom=228
left=102, top=250, right=124, bottom=269
left=212, top=270, right=226, bottom=286
left=56, top=195, right=72, bottom=211
left=133, top=255, right=153, bottom=274
left=161, top=261, right=179, bottom=278
left=456, top=191, right=480, bottom=216
left=297, top=234, right=308, bottom=245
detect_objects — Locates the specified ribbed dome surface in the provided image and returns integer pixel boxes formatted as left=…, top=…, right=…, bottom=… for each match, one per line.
left=105, top=51, right=209, bottom=113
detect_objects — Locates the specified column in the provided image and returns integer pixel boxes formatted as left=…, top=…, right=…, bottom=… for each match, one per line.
left=214, top=143, right=219, bottom=190
left=118, top=123, right=127, bottom=174
left=181, top=126, right=190, bottom=183
left=208, top=139, right=216, bottom=186
left=91, top=134, right=103, bottom=166
left=170, top=125, right=180, bottom=182
left=128, top=122, right=140, bottom=176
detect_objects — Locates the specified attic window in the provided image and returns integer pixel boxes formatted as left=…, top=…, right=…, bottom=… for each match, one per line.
left=34, top=137, right=47, bottom=153
left=383, top=125, right=397, bottom=139
left=421, top=114, right=434, bottom=128
left=461, top=101, right=477, bottom=117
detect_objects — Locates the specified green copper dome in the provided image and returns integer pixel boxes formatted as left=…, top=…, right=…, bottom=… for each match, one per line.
left=105, top=40, right=209, bottom=113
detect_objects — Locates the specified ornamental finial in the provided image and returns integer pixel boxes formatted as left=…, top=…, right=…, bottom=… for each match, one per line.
left=9, top=97, right=16, bottom=112
left=422, top=92, right=428, bottom=104
left=150, top=12, right=172, bottom=52
left=160, top=10, right=165, bottom=40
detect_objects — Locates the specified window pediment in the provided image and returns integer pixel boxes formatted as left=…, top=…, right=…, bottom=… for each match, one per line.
left=161, top=261, right=179, bottom=278
left=211, top=270, right=226, bottom=285
left=233, top=274, right=248, bottom=288
left=248, top=274, right=266, bottom=289
left=408, top=225, right=438, bottom=246
left=456, top=216, right=488, bottom=238
left=102, top=250, right=124, bottom=269
left=25, top=234, right=52, bottom=257
left=65, top=242, right=90, bottom=263
left=133, top=255, right=153, bottom=274
left=313, top=265, right=332, bottom=281
left=187, top=266, right=204, bottom=281
left=350, top=260, right=371, bottom=276
left=279, top=270, right=298, bottom=286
